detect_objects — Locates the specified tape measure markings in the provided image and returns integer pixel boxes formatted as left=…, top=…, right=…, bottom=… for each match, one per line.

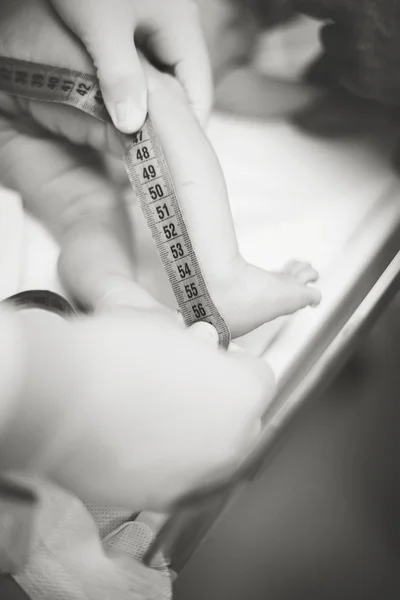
left=0, top=55, right=230, bottom=348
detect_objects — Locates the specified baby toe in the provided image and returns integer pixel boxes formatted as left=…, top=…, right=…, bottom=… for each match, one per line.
left=283, top=259, right=312, bottom=277
left=295, top=265, right=319, bottom=285
left=306, top=285, right=322, bottom=307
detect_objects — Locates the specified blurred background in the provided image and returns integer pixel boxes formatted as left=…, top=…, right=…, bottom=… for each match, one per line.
left=175, top=296, right=400, bottom=598
left=172, top=3, right=400, bottom=599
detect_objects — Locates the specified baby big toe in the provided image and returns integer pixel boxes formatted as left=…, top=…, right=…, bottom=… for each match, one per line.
left=305, top=285, right=322, bottom=307
left=283, top=259, right=305, bottom=276
left=295, top=264, right=319, bottom=285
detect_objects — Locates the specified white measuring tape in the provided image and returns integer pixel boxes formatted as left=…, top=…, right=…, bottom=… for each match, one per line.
left=0, top=55, right=231, bottom=348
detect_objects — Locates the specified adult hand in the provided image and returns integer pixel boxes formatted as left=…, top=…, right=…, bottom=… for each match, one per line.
left=0, top=309, right=275, bottom=510
left=50, top=0, right=213, bottom=129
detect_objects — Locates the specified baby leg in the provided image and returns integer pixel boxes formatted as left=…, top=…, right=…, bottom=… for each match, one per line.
left=0, top=118, right=166, bottom=314
left=147, top=64, right=321, bottom=338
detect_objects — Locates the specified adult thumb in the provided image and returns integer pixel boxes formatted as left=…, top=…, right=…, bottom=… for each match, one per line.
left=50, top=0, right=147, bottom=134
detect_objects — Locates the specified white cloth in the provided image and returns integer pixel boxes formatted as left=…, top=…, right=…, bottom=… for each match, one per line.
left=12, top=478, right=171, bottom=600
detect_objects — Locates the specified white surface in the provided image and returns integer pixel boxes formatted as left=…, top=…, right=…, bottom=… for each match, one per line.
left=0, top=189, right=24, bottom=299
left=208, top=113, right=398, bottom=274
left=0, top=197, right=62, bottom=297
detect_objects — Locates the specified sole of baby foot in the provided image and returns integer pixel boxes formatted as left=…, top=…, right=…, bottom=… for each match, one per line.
left=209, top=259, right=321, bottom=338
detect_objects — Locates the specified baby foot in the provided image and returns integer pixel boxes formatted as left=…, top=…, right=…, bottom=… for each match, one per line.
left=281, top=259, right=320, bottom=287
left=80, top=259, right=320, bottom=341
left=279, top=259, right=321, bottom=307
left=208, top=258, right=321, bottom=338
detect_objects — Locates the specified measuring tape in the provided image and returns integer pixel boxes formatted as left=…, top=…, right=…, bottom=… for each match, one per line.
left=0, top=55, right=230, bottom=348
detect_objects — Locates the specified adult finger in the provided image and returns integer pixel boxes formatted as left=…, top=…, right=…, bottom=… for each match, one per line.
left=50, top=0, right=147, bottom=133
left=138, top=0, right=213, bottom=126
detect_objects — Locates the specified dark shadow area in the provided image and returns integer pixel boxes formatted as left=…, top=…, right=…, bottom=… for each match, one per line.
left=175, top=297, right=400, bottom=599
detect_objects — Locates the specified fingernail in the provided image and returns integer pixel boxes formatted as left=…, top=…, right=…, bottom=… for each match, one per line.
left=113, top=99, right=146, bottom=134
left=189, top=322, right=219, bottom=344
left=228, top=342, right=241, bottom=353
